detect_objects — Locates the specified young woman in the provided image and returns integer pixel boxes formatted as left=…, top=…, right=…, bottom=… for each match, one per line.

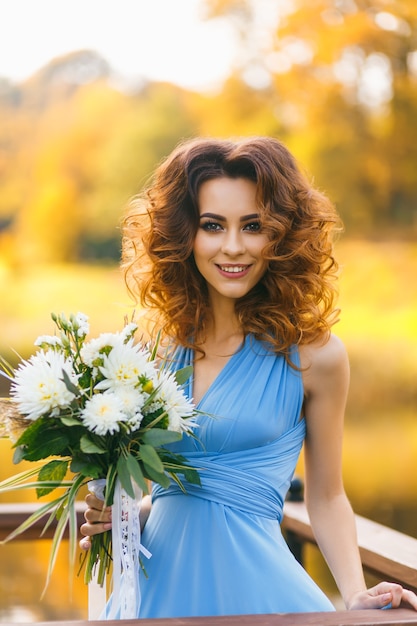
left=80, top=137, right=417, bottom=617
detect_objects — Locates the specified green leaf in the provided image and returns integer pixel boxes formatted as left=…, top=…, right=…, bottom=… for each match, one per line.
left=61, top=369, right=81, bottom=396
left=43, top=473, right=86, bottom=596
left=105, top=463, right=118, bottom=506
left=80, top=435, right=106, bottom=454
left=149, top=329, right=162, bottom=361
left=0, top=480, right=73, bottom=494
left=23, top=432, right=70, bottom=461
left=0, top=465, right=46, bottom=492
left=37, top=460, right=69, bottom=497
left=69, top=458, right=102, bottom=478
left=169, top=472, right=188, bottom=493
left=59, top=416, right=81, bottom=427
left=15, top=419, right=70, bottom=460
left=142, top=428, right=182, bottom=447
left=143, top=465, right=171, bottom=489
left=125, top=454, right=148, bottom=493
left=116, top=455, right=135, bottom=499
left=68, top=496, right=78, bottom=594
left=183, top=467, right=202, bottom=486
left=140, top=444, right=164, bottom=473
left=15, top=418, right=45, bottom=445
left=174, top=365, right=193, bottom=386
left=12, top=445, right=26, bottom=464
left=38, top=460, right=69, bottom=483
left=0, top=354, right=15, bottom=377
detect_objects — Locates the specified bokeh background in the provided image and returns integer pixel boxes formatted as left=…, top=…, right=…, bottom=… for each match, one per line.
left=0, top=0, right=416, bottom=620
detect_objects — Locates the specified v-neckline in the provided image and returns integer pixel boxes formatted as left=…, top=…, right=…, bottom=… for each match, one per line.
left=191, top=336, right=247, bottom=407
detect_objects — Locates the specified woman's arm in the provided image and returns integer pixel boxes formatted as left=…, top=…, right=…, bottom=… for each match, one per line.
left=300, top=335, right=417, bottom=610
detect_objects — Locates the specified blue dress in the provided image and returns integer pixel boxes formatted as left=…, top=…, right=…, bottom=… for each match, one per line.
left=131, top=335, right=334, bottom=617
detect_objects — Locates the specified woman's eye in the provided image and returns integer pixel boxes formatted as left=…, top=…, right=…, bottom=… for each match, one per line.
left=200, top=221, right=222, bottom=232
left=243, top=221, right=262, bottom=232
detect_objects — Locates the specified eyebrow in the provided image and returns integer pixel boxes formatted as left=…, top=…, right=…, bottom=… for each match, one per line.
left=199, top=212, right=260, bottom=222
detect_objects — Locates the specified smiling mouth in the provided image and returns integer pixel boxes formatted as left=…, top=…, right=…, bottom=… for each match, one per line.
left=217, top=264, right=250, bottom=273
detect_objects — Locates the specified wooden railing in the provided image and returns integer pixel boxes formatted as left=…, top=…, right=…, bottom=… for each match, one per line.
left=8, top=611, right=417, bottom=626
left=282, top=501, right=417, bottom=594
left=0, top=501, right=417, bottom=625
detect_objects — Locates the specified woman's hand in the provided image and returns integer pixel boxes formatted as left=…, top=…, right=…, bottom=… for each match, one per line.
left=79, top=492, right=152, bottom=550
left=347, top=582, right=417, bottom=611
left=79, top=493, right=112, bottom=551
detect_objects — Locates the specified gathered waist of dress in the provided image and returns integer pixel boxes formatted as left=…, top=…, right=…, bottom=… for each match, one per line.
left=152, top=457, right=286, bottom=521
left=153, top=421, right=306, bottom=521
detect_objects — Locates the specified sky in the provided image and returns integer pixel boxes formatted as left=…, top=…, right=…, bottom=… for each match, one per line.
left=0, top=0, right=239, bottom=91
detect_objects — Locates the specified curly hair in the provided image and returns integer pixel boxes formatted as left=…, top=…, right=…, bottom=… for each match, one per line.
left=122, top=136, right=342, bottom=355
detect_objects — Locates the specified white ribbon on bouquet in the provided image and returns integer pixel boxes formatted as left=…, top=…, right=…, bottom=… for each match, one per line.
left=87, top=478, right=152, bottom=620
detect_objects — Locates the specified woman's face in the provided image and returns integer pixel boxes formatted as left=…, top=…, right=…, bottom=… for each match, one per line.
left=193, top=177, right=269, bottom=306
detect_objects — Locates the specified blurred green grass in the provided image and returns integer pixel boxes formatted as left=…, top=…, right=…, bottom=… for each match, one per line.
left=0, top=262, right=131, bottom=362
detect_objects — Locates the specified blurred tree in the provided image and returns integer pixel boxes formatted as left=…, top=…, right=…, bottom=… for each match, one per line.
left=0, top=51, right=116, bottom=265
left=80, top=81, right=198, bottom=260
left=1, top=6, right=417, bottom=268
left=203, top=0, right=417, bottom=234
left=0, top=53, right=199, bottom=265
left=13, top=78, right=125, bottom=263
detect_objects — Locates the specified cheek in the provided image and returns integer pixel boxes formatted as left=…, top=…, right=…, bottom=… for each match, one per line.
left=193, top=232, right=216, bottom=260
left=249, top=236, right=269, bottom=258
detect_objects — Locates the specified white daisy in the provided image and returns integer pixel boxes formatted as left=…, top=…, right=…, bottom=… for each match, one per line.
left=34, top=335, right=63, bottom=349
left=73, top=312, right=90, bottom=338
left=120, top=322, right=138, bottom=342
left=80, top=332, right=126, bottom=367
left=95, top=343, right=156, bottom=392
left=81, top=393, right=126, bottom=435
left=113, top=386, right=146, bottom=430
left=11, top=350, right=79, bottom=421
left=114, top=387, right=145, bottom=419
left=154, top=370, right=197, bottom=433
left=126, top=411, right=144, bottom=431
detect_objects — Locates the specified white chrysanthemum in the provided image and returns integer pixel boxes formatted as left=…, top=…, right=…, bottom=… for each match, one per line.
left=11, top=350, right=79, bottom=421
left=155, top=370, right=196, bottom=433
left=95, top=343, right=156, bottom=392
left=113, top=387, right=146, bottom=430
left=80, top=332, right=126, bottom=366
left=81, top=393, right=126, bottom=435
left=126, top=411, right=144, bottom=431
left=74, top=312, right=90, bottom=338
left=34, top=335, right=63, bottom=349
left=114, top=387, right=145, bottom=418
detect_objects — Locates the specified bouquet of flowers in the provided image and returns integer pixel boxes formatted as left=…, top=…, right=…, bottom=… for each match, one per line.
left=0, top=312, right=200, bottom=611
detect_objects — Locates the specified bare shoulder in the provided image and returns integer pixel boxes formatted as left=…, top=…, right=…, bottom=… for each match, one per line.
left=299, top=333, right=350, bottom=397
left=299, top=333, right=348, bottom=370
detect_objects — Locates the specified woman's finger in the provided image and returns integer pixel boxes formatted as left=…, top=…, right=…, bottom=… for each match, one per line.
left=81, top=519, right=112, bottom=535
left=85, top=493, right=109, bottom=510
left=83, top=506, right=111, bottom=524
left=401, top=588, right=417, bottom=611
left=79, top=536, right=91, bottom=551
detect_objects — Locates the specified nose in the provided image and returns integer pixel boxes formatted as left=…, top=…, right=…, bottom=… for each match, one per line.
left=221, top=228, right=246, bottom=256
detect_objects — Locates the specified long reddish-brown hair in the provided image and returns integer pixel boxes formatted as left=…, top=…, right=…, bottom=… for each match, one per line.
left=122, top=136, right=342, bottom=355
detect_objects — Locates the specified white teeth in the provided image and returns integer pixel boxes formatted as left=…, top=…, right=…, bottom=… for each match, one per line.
left=219, top=265, right=247, bottom=273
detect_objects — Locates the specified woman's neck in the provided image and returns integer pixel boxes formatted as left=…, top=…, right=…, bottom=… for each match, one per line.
left=197, top=310, right=244, bottom=356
